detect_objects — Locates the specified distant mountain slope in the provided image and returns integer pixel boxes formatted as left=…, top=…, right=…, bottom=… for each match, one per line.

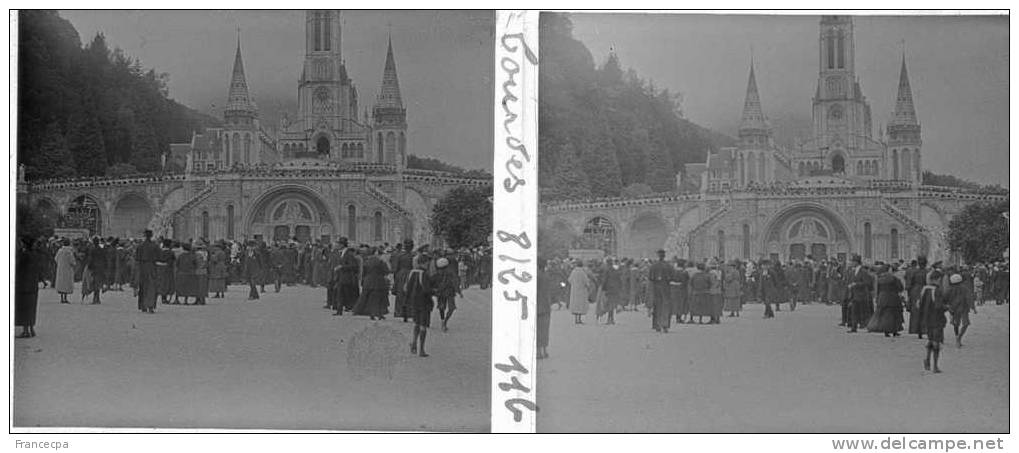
left=18, top=10, right=219, bottom=180
left=539, top=12, right=734, bottom=200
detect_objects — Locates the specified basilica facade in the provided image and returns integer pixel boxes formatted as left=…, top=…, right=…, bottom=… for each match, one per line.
left=23, top=10, right=488, bottom=247
left=541, top=15, right=1006, bottom=264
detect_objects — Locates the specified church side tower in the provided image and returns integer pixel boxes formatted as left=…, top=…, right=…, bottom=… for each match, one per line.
left=736, top=60, right=775, bottom=185
left=886, top=52, right=922, bottom=183
left=812, top=16, right=874, bottom=160
left=223, top=35, right=260, bottom=166
left=372, top=35, right=407, bottom=169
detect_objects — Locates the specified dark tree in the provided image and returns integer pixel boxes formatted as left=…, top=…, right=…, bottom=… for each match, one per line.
left=17, top=202, right=56, bottom=239
left=947, top=201, right=1009, bottom=264
left=16, top=11, right=218, bottom=181
left=430, top=186, right=493, bottom=249
left=538, top=12, right=732, bottom=199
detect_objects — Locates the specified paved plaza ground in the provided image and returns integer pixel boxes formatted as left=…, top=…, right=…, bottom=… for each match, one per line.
left=537, top=302, right=1009, bottom=433
left=13, top=284, right=491, bottom=431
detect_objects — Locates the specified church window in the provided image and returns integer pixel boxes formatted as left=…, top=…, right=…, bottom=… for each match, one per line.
left=342, top=143, right=349, bottom=158
left=742, top=224, right=751, bottom=259
left=201, top=211, right=210, bottom=240
left=892, top=150, right=899, bottom=179
left=323, top=14, right=331, bottom=51
left=385, top=131, right=396, bottom=164
left=317, top=136, right=330, bottom=156
left=717, top=230, right=726, bottom=260
left=914, top=150, right=921, bottom=181
left=226, top=204, right=235, bottom=240
left=826, top=35, right=835, bottom=69
left=377, top=133, right=384, bottom=163
left=244, top=134, right=252, bottom=164
left=313, top=13, right=322, bottom=51
left=831, top=154, right=845, bottom=174
left=399, top=132, right=406, bottom=164
left=837, top=33, right=845, bottom=69
left=904, top=150, right=913, bottom=181
left=232, top=133, right=241, bottom=165
left=890, top=228, right=899, bottom=260
left=373, top=211, right=384, bottom=241
left=347, top=204, right=357, bottom=240
left=863, top=222, right=872, bottom=259
left=747, top=153, right=756, bottom=182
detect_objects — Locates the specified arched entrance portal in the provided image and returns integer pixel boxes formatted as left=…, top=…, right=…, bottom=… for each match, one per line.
left=64, top=195, right=102, bottom=236
left=629, top=213, right=668, bottom=259
left=246, top=186, right=335, bottom=244
left=763, top=204, right=851, bottom=263
left=111, top=193, right=153, bottom=238
left=580, top=216, right=617, bottom=256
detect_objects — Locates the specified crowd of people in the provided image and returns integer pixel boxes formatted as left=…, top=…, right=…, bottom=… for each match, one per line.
left=14, top=231, right=493, bottom=358
left=536, top=250, right=1007, bottom=372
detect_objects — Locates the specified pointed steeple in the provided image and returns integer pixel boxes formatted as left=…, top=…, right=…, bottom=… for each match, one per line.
left=226, top=31, right=256, bottom=115
left=889, top=52, right=918, bottom=127
left=376, top=33, right=403, bottom=109
left=739, top=60, right=770, bottom=133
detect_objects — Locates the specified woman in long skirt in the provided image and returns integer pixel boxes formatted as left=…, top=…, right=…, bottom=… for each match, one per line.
left=873, top=264, right=904, bottom=336
left=174, top=244, right=198, bottom=305
left=15, top=237, right=42, bottom=338
left=536, top=257, right=552, bottom=359
left=194, top=244, right=209, bottom=305
left=708, top=263, right=724, bottom=323
left=688, top=263, right=713, bottom=324
left=354, top=248, right=392, bottom=321
left=53, top=238, right=76, bottom=304
left=918, top=270, right=947, bottom=372
left=207, top=244, right=228, bottom=298
left=567, top=261, right=592, bottom=324
left=723, top=261, right=743, bottom=317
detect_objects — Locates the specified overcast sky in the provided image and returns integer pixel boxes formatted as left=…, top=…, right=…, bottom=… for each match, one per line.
left=569, top=13, right=1009, bottom=187
left=60, top=10, right=495, bottom=170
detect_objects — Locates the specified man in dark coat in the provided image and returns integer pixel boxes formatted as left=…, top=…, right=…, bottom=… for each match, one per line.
left=648, top=250, right=674, bottom=333
left=270, top=243, right=286, bottom=293
left=243, top=243, right=263, bottom=300
left=135, top=230, right=160, bottom=313
left=84, top=237, right=107, bottom=304
left=905, top=256, right=929, bottom=338
left=333, top=237, right=361, bottom=316
left=846, top=254, right=874, bottom=333
left=391, top=240, right=415, bottom=322
left=671, top=259, right=690, bottom=324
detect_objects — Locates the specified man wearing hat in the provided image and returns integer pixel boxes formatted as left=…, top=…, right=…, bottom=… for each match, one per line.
left=846, top=254, right=873, bottom=333
left=331, top=237, right=360, bottom=316
left=135, top=230, right=160, bottom=313
left=648, top=249, right=674, bottom=333
left=392, top=239, right=415, bottom=322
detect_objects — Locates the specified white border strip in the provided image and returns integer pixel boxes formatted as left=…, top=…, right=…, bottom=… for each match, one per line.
left=491, top=10, right=539, bottom=433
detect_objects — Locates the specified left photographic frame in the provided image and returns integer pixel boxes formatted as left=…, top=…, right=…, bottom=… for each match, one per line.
left=12, top=9, right=495, bottom=432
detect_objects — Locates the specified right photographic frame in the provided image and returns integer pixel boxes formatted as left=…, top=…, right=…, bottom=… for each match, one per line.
left=535, top=11, right=1009, bottom=433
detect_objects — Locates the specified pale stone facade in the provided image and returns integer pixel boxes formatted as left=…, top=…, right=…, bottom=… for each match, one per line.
left=24, top=10, right=488, bottom=246
left=540, top=16, right=1006, bottom=264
